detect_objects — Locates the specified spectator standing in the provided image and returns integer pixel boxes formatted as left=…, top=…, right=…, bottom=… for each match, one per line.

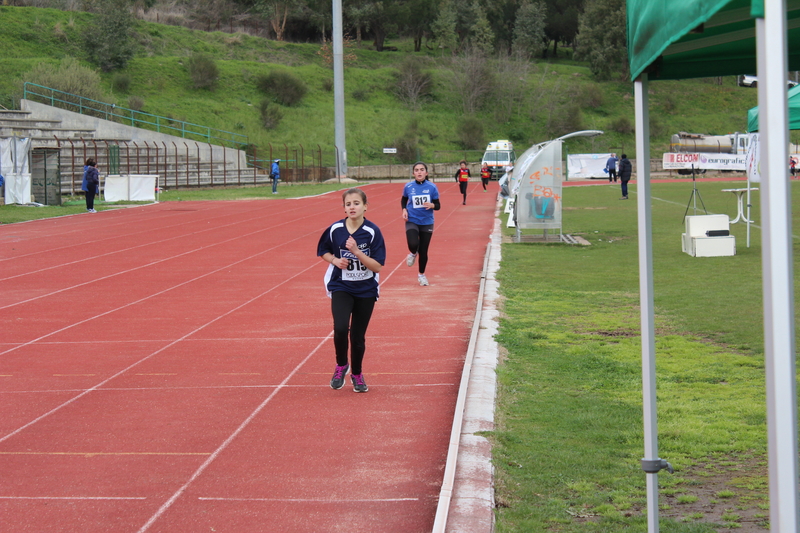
left=271, top=159, right=280, bottom=194
left=606, top=153, right=619, bottom=182
left=618, top=154, right=632, bottom=200
left=81, top=158, right=99, bottom=213
left=790, top=156, right=797, bottom=178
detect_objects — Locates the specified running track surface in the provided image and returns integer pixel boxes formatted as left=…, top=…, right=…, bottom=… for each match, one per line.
left=0, top=181, right=497, bottom=532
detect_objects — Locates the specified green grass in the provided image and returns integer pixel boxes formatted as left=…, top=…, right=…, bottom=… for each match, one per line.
left=491, top=180, right=798, bottom=531
left=2, top=5, right=789, bottom=166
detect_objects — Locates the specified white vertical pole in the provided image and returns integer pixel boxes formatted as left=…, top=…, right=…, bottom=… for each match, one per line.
left=332, top=0, right=347, bottom=178
left=757, top=3, right=800, bottom=531
left=634, top=74, right=660, bottom=533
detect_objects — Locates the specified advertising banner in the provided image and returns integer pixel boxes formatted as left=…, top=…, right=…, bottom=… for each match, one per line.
left=567, top=153, right=611, bottom=178
left=662, top=152, right=746, bottom=170
left=515, top=141, right=562, bottom=230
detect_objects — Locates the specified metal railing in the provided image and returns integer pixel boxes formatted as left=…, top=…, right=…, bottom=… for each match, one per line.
left=23, top=82, right=249, bottom=148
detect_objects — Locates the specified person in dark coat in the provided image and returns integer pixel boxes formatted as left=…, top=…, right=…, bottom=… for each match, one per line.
left=81, top=158, right=100, bottom=212
left=270, top=159, right=280, bottom=194
left=618, top=154, right=632, bottom=200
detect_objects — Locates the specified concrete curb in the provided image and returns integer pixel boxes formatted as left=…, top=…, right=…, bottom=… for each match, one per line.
left=442, top=206, right=503, bottom=533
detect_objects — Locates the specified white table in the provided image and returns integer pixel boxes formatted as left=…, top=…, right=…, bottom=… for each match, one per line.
left=721, top=187, right=758, bottom=223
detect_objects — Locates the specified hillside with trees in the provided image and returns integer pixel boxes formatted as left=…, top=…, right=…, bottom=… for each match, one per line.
left=0, top=1, right=761, bottom=166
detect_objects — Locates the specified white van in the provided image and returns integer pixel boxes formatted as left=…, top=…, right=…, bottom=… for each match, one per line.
left=481, top=140, right=516, bottom=177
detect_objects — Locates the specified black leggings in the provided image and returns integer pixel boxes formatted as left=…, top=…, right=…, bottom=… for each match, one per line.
left=481, top=178, right=489, bottom=190
left=85, top=189, right=96, bottom=210
left=459, top=181, right=468, bottom=202
left=405, top=222, right=434, bottom=274
left=331, top=291, right=376, bottom=375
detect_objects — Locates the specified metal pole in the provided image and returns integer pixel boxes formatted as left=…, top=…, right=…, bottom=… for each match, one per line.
left=332, top=0, right=347, bottom=178
left=756, top=8, right=800, bottom=531
left=635, top=74, right=667, bottom=533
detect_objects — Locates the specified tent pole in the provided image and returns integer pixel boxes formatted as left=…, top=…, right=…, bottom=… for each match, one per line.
left=635, top=74, right=666, bottom=533
left=757, top=5, right=800, bottom=531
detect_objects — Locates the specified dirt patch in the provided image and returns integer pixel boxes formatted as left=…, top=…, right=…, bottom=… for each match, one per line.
left=660, top=455, right=770, bottom=531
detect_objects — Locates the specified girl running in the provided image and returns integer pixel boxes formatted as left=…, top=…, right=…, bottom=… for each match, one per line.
left=402, top=162, right=440, bottom=287
left=480, top=162, right=492, bottom=192
left=454, top=160, right=471, bottom=205
left=317, top=188, right=386, bottom=393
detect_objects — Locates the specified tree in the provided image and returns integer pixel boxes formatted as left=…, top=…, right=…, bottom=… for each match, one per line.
left=404, top=0, right=437, bottom=52
left=450, top=48, right=495, bottom=114
left=468, top=1, right=495, bottom=55
left=344, top=0, right=374, bottom=45
left=512, top=0, right=546, bottom=58
left=430, top=0, right=458, bottom=52
left=485, top=0, right=523, bottom=54
left=255, top=0, right=303, bottom=41
left=83, top=0, right=135, bottom=72
left=542, top=0, right=583, bottom=57
left=574, top=0, right=627, bottom=80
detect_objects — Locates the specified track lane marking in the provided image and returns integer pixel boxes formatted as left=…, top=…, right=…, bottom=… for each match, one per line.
left=0, top=262, right=320, bottom=444
left=136, top=332, right=333, bottom=533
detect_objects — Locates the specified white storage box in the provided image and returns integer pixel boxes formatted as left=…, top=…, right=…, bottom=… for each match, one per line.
left=682, top=214, right=736, bottom=257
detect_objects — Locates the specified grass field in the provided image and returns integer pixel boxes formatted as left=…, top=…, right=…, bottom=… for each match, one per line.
left=2, top=179, right=795, bottom=531
left=492, top=180, right=798, bottom=532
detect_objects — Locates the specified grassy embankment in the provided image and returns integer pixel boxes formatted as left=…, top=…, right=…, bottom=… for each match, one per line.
left=0, top=4, right=774, bottom=169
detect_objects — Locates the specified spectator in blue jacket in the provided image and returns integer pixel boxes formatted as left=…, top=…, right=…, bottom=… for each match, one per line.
left=81, top=158, right=100, bottom=213
left=271, top=159, right=280, bottom=194
left=606, top=153, right=619, bottom=183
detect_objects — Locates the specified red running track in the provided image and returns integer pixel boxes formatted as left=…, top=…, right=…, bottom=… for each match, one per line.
left=0, top=181, right=497, bottom=532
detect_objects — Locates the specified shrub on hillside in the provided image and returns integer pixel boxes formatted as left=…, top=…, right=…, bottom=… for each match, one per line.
left=83, top=0, right=135, bottom=72
left=550, top=103, right=584, bottom=137
left=255, top=71, right=307, bottom=107
left=352, top=88, right=370, bottom=102
left=457, top=116, right=485, bottom=150
left=112, top=73, right=131, bottom=93
left=610, top=116, right=633, bottom=135
left=23, top=57, right=105, bottom=111
left=187, top=54, right=219, bottom=90
left=259, top=99, right=283, bottom=130
left=322, top=78, right=334, bottom=92
left=580, top=83, right=604, bottom=108
left=128, top=96, right=145, bottom=111
left=393, top=57, right=434, bottom=110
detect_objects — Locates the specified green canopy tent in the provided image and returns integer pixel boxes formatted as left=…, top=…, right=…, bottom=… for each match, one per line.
left=747, top=83, right=800, bottom=131
left=627, top=1, right=800, bottom=531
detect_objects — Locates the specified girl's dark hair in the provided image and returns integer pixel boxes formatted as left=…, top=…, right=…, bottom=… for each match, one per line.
left=342, top=187, right=367, bottom=203
left=459, top=159, right=467, bottom=165
left=86, top=158, right=96, bottom=166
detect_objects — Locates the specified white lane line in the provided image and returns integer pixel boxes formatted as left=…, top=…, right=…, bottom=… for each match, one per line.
left=198, top=497, right=419, bottom=502
left=0, top=262, right=319, bottom=444
left=0, top=334, right=464, bottom=346
left=0, top=227, right=324, bottom=356
left=0, top=383, right=456, bottom=394
left=136, top=333, right=332, bottom=533
left=0, top=496, right=146, bottom=500
left=0, top=199, right=325, bottom=282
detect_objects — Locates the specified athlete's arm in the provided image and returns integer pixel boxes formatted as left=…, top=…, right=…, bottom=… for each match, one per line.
left=345, top=236, right=382, bottom=273
left=320, top=252, right=348, bottom=269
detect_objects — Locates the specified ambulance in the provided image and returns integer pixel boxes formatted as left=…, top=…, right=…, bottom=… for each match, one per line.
left=481, top=140, right=516, bottom=177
